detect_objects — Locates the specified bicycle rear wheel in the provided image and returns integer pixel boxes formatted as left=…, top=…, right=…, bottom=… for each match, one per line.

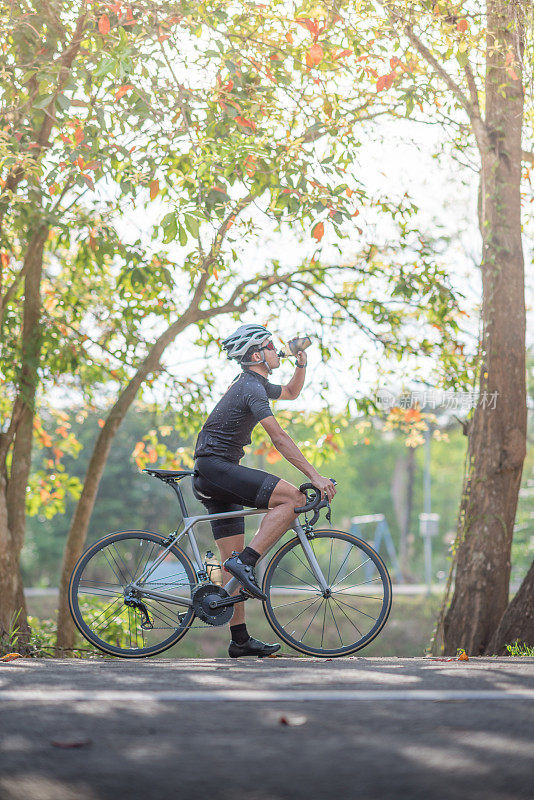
left=69, top=530, right=197, bottom=658
left=262, top=529, right=392, bottom=657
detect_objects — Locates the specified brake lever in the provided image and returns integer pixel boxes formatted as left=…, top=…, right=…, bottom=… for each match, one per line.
left=309, top=498, right=332, bottom=527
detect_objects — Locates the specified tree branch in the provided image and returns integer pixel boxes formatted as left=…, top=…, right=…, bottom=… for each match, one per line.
left=387, top=6, right=489, bottom=153
left=522, top=149, right=534, bottom=165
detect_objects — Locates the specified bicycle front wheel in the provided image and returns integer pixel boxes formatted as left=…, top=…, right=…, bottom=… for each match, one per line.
left=69, top=530, right=197, bottom=658
left=262, top=529, right=392, bottom=657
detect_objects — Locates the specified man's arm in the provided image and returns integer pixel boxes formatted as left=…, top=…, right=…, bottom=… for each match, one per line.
left=259, top=415, right=336, bottom=500
left=279, top=350, right=307, bottom=400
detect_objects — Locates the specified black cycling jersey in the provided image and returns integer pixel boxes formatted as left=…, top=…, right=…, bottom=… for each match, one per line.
left=193, top=369, right=282, bottom=463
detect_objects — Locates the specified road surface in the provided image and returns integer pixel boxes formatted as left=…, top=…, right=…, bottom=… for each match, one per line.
left=1, top=656, right=533, bottom=800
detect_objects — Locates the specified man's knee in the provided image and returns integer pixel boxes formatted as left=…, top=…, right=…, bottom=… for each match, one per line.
left=270, top=481, right=306, bottom=513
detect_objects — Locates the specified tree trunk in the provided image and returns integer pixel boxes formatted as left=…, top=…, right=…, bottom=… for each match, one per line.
left=0, top=225, right=47, bottom=649
left=486, top=557, right=534, bottom=654
left=442, top=1, right=527, bottom=655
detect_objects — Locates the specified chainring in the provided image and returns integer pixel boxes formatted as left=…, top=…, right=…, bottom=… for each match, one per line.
left=192, top=583, right=234, bottom=627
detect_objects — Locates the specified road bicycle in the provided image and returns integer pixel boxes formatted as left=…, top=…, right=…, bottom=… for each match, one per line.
left=69, top=469, right=392, bottom=658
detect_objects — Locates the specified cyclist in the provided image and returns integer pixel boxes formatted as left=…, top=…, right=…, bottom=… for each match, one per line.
left=192, top=323, right=336, bottom=658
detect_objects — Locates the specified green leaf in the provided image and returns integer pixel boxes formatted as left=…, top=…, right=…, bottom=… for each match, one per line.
left=161, top=213, right=177, bottom=243
left=184, top=214, right=200, bottom=237
left=178, top=224, right=188, bottom=246
left=33, top=93, right=55, bottom=109
left=56, top=93, right=70, bottom=111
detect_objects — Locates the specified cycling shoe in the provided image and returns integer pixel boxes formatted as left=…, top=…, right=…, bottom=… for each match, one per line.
left=228, top=637, right=281, bottom=658
left=223, top=554, right=267, bottom=601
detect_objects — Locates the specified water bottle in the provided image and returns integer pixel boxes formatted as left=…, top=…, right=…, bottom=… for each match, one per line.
left=205, top=551, right=223, bottom=585
left=277, top=335, right=313, bottom=358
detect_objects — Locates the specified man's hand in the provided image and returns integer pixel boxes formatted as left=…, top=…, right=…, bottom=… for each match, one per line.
left=311, top=475, right=336, bottom=502
left=296, top=349, right=307, bottom=367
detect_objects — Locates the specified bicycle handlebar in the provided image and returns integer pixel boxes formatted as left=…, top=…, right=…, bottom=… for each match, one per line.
left=294, top=480, right=336, bottom=514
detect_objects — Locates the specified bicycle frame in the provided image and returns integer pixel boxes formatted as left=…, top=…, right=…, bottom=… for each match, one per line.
left=129, top=479, right=329, bottom=607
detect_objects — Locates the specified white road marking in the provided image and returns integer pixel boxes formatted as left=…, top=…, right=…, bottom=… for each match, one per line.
left=1, top=689, right=534, bottom=702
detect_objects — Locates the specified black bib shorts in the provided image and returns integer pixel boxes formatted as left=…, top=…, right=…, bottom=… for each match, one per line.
left=193, top=457, right=281, bottom=540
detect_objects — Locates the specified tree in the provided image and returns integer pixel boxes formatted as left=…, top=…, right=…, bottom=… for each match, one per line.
left=343, top=0, right=530, bottom=654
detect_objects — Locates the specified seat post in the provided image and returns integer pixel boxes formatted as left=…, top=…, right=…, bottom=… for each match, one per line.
left=165, top=480, right=189, bottom=517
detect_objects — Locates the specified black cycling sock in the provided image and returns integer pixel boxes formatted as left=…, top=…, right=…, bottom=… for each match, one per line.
left=230, top=623, right=250, bottom=645
left=239, top=546, right=260, bottom=567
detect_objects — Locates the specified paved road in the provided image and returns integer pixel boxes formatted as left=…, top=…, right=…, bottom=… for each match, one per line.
left=1, top=657, right=533, bottom=800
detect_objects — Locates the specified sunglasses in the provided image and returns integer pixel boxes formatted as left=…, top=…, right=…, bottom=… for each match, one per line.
left=258, top=341, right=276, bottom=351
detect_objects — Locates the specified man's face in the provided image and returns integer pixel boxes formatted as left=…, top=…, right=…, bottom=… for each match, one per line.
left=257, top=337, right=280, bottom=370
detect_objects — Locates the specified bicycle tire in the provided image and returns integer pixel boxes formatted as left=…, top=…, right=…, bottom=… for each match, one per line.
left=262, top=529, right=392, bottom=658
left=69, top=530, right=197, bottom=658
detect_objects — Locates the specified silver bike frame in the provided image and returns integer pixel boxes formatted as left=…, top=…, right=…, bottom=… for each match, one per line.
left=129, top=505, right=329, bottom=608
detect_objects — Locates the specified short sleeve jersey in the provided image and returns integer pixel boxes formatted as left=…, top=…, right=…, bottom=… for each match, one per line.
left=194, top=369, right=282, bottom=463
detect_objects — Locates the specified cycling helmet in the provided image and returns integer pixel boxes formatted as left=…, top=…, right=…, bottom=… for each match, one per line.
left=222, top=324, right=273, bottom=362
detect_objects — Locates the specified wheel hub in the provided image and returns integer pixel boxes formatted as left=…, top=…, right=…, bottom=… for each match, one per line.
left=192, top=584, right=234, bottom=627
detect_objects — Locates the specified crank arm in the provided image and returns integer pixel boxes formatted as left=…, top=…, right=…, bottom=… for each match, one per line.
left=209, top=590, right=250, bottom=610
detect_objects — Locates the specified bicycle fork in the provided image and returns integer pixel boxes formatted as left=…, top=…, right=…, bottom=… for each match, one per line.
left=224, top=519, right=330, bottom=598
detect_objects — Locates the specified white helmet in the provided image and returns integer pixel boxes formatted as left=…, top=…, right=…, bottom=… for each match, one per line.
left=222, top=324, right=273, bottom=362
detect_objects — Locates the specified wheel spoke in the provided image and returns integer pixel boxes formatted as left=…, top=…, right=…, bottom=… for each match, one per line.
left=272, top=596, right=322, bottom=610
left=300, top=598, right=325, bottom=642
left=331, top=596, right=363, bottom=638
left=276, top=566, right=320, bottom=592
left=285, top=596, right=321, bottom=628
left=331, top=559, right=370, bottom=590
left=328, top=599, right=344, bottom=646
left=290, top=548, right=319, bottom=583
left=333, top=596, right=378, bottom=622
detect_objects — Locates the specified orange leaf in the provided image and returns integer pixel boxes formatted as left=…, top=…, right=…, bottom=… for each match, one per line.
left=147, top=447, right=158, bottom=464
left=456, top=19, right=468, bottom=32
left=115, top=84, right=133, bottom=100
left=41, top=432, right=53, bottom=447
left=1, top=653, right=23, bottom=662
left=235, top=116, right=256, bottom=132
left=97, top=418, right=105, bottom=428
left=74, top=125, right=84, bottom=145
left=285, top=31, right=294, bottom=44
left=0, top=252, right=8, bottom=268
left=244, top=154, right=257, bottom=177
left=133, top=441, right=145, bottom=458
left=149, top=178, right=159, bottom=200
left=98, top=14, right=110, bottom=34
left=266, top=447, right=282, bottom=464
left=458, top=650, right=469, bottom=661
left=334, top=48, right=352, bottom=60
left=307, top=43, right=323, bottom=66
left=213, top=268, right=219, bottom=280
left=312, top=221, right=324, bottom=242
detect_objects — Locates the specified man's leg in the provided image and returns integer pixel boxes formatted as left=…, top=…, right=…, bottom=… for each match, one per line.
left=223, top=480, right=306, bottom=601
left=249, top=479, right=306, bottom=556
left=215, top=533, right=246, bottom=627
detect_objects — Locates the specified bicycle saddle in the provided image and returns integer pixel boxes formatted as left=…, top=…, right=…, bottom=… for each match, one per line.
left=143, top=468, right=195, bottom=481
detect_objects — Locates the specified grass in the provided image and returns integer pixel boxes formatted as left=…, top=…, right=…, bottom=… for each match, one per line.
left=505, top=641, right=534, bottom=657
